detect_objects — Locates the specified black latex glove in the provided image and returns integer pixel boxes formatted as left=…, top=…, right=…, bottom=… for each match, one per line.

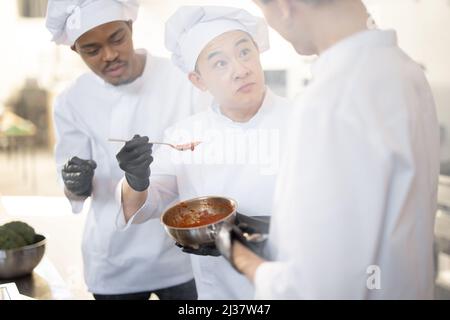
left=174, top=214, right=270, bottom=258
left=116, top=135, right=153, bottom=192
left=62, top=156, right=97, bottom=197
left=235, top=213, right=270, bottom=234
left=215, top=215, right=270, bottom=271
left=175, top=242, right=221, bottom=257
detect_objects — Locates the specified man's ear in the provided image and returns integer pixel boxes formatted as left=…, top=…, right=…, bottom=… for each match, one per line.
left=70, top=44, right=78, bottom=53
left=126, top=20, right=133, bottom=33
left=188, top=71, right=208, bottom=92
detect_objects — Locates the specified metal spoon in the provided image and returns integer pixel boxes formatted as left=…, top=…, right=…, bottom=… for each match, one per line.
left=108, top=138, right=202, bottom=152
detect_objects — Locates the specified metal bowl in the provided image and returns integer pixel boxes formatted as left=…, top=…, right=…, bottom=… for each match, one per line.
left=0, top=234, right=46, bottom=279
left=161, top=196, right=237, bottom=248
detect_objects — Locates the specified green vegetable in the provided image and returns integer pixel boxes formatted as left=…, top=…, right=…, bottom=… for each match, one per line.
left=0, top=226, right=27, bottom=250
left=2, top=221, right=36, bottom=245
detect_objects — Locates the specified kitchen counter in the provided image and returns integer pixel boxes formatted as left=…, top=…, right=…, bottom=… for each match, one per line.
left=0, top=257, right=72, bottom=299
left=0, top=196, right=92, bottom=299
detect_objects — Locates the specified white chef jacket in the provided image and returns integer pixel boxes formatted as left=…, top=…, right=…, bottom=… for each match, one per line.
left=254, top=30, right=440, bottom=299
left=54, top=50, right=210, bottom=294
left=120, top=89, right=292, bottom=299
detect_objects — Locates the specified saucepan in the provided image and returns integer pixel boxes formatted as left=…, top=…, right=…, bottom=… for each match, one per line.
left=161, top=196, right=237, bottom=249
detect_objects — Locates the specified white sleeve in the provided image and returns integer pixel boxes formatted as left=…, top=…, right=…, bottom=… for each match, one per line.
left=53, top=93, right=92, bottom=214
left=115, top=130, right=179, bottom=229
left=254, top=101, right=393, bottom=299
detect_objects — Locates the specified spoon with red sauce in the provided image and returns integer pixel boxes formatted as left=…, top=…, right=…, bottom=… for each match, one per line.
left=108, top=139, right=202, bottom=152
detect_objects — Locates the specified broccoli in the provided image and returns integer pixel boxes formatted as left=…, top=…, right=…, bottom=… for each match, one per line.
left=0, top=226, right=27, bottom=250
left=2, top=221, right=36, bottom=245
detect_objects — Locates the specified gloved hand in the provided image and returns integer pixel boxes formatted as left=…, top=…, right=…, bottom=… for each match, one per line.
left=175, top=242, right=221, bottom=257
left=116, top=135, right=153, bottom=192
left=235, top=213, right=270, bottom=234
left=215, top=215, right=270, bottom=271
left=174, top=214, right=270, bottom=258
left=62, top=156, right=97, bottom=197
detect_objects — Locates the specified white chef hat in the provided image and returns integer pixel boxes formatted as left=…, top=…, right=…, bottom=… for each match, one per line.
left=45, top=0, right=139, bottom=46
left=165, top=6, right=270, bottom=74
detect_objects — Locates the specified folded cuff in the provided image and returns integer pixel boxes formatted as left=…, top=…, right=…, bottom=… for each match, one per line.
left=114, top=177, right=156, bottom=231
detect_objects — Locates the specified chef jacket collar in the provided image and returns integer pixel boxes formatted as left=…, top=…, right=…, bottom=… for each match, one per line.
left=210, top=87, right=274, bottom=129
left=311, top=29, right=398, bottom=80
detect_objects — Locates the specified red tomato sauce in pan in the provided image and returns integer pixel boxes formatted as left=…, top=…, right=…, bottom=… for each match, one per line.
left=174, top=210, right=230, bottom=228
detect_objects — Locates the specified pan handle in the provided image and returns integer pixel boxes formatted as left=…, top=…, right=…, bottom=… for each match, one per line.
left=236, top=212, right=271, bottom=234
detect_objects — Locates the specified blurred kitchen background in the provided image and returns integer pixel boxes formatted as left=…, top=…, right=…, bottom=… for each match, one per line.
left=0, top=0, right=450, bottom=299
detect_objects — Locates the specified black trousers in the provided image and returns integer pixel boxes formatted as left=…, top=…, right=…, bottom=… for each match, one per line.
left=93, top=278, right=197, bottom=300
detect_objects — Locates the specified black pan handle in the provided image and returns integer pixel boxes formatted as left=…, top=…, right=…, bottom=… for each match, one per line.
left=235, top=212, right=271, bottom=234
